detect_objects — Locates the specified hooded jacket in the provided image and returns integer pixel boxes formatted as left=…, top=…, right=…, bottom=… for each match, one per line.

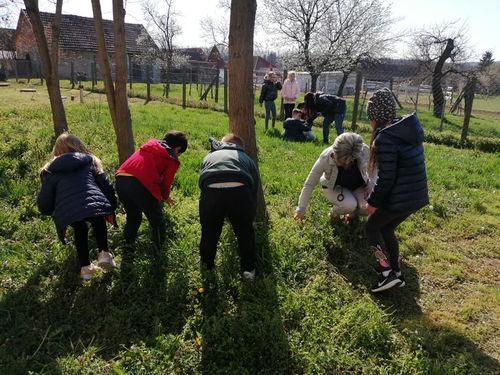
left=296, top=144, right=375, bottom=214
left=312, top=93, right=347, bottom=115
left=367, top=113, right=429, bottom=211
left=37, top=153, right=116, bottom=242
left=199, top=138, right=260, bottom=198
left=282, top=79, right=300, bottom=104
left=259, top=79, right=282, bottom=103
left=116, top=139, right=180, bottom=202
left=283, top=118, right=312, bottom=142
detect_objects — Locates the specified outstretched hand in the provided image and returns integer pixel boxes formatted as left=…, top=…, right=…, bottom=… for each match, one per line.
left=293, top=211, right=305, bottom=221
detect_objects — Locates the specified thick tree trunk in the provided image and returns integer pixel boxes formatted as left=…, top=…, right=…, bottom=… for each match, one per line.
left=92, top=0, right=135, bottom=164
left=337, top=71, right=350, bottom=97
left=228, top=0, right=265, bottom=217
left=24, top=0, right=68, bottom=136
left=112, top=0, right=135, bottom=162
left=309, top=72, right=320, bottom=92
left=432, top=38, right=454, bottom=118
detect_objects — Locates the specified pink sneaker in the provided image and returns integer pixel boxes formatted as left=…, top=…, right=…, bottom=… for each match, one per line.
left=80, top=264, right=102, bottom=280
left=97, top=251, right=117, bottom=269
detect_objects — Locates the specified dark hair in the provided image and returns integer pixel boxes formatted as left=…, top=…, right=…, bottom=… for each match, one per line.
left=164, top=130, right=188, bottom=153
left=221, top=133, right=245, bottom=149
left=304, top=92, right=315, bottom=109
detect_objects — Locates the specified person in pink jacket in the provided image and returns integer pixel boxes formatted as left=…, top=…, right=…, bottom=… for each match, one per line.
left=282, top=71, right=300, bottom=120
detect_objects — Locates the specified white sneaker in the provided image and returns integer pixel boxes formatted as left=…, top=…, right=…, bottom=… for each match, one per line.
left=242, top=269, right=255, bottom=281
left=97, top=251, right=117, bottom=269
left=80, top=264, right=102, bottom=280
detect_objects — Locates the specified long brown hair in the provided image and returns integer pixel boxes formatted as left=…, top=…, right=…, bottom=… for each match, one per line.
left=368, top=121, right=387, bottom=173
left=41, top=133, right=103, bottom=173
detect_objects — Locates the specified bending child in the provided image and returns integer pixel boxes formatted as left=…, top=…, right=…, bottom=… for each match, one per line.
left=365, top=88, right=429, bottom=293
left=198, top=134, right=260, bottom=280
left=37, top=133, right=117, bottom=280
left=115, top=131, right=188, bottom=248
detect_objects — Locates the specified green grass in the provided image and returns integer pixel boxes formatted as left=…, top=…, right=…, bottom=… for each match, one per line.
left=0, top=83, right=499, bottom=374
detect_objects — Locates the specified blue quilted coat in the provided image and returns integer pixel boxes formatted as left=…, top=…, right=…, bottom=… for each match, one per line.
left=37, top=152, right=117, bottom=242
left=367, top=113, right=429, bottom=211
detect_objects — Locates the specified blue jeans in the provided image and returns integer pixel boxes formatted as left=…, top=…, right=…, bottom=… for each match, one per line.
left=264, top=100, right=277, bottom=129
left=322, top=112, right=345, bottom=144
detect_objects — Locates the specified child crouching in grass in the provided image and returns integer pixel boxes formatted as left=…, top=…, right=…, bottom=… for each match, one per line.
left=37, top=133, right=117, bottom=280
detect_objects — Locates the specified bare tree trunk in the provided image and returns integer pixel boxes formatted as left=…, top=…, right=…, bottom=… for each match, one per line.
left=228, top=0, right=265, bottom=217
left=460, top=77, right=476, bottom=146
left=309, top=72, right=320, bottom=92
left=337, top=71, right=350, bottom=96
left=432, top=38, right=454, bottom=118
left=24, top=0, right=68, bottom=136
left=91, top=0, right=135, bottom=163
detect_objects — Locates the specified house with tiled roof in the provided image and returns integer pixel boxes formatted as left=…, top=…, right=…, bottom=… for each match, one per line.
left=13, top=10, right=157, bottom=81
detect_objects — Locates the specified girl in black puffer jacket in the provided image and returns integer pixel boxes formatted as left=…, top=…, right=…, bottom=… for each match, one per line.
left=37, top=134, right=117, bottom=280
left=365, top=88, right=429, bottom=293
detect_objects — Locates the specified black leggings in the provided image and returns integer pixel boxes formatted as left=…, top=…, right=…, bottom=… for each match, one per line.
left=115, top=175, right=165, bottom=247
left=71, top=216, right=108, bottom=267
left=365, top=207, right=415, bottom=272
left=199, top=186, right=256, bottom=272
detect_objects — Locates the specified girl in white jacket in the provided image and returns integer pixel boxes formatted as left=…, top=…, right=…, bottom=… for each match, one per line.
left=294, top=132, right=376, bottom=221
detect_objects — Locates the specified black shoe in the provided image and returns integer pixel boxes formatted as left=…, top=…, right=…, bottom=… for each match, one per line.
left=371, top=271, right=402, bottom=293
left=395, top=271, right=405, bottom=287
left=374, top=265, right=392, bottom=278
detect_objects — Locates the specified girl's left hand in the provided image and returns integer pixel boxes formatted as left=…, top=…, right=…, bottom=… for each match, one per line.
left=366, top=204, right=377, bottom=216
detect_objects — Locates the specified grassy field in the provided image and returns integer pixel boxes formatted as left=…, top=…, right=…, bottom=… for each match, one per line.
left=0, top=83, right=499, bottom=374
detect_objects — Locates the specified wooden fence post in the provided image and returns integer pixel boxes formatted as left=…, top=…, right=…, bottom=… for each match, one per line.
left=128, top=54, right=133, bottom=89
left=182, top=67, right=187, bottom=109
left=71, top=62, right=75, bottom=89
left=460, top=77, right=476, bottom=146
left=223, top=67, right=228, bottom=114
left=415, top=83, right=420, bottom=112
left=279, top=69, right=287, bottom=120
left=351, top=71, right=363, bottom=131
left=146, top=65, right=151, bottom=102
left=215, top=69, right=219, bottom=103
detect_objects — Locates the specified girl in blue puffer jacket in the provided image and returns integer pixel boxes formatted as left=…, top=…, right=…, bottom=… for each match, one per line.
left=37, top=134, right=117, bottom=280
left=365, top=88, right=429, bottom=293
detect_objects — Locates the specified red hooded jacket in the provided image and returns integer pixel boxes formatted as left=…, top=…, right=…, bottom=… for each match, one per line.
left=116, top=139, right=180, bottom=202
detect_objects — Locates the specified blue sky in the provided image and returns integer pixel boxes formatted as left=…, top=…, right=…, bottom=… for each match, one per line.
left=17, top=0, right=500, bottom=61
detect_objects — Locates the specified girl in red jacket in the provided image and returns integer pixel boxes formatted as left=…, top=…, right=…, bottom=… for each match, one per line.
left=115, top=131, right=188, bottom=248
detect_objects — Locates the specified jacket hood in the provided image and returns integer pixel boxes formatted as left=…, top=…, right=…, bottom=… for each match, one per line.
left=209, top=137, right=245, bottom=152
left=379, top=113, right=424, bottom=145
left=46, top=153, right=92, bottom=173
left=140, top=139, right=178, bottom=160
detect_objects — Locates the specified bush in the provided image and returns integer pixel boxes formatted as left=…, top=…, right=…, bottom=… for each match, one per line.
left=425, top=131, right=500, bottom=153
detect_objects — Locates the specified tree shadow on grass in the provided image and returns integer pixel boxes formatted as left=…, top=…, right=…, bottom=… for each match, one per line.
left=200, top=218, right=291, bottom=374
left=326, top=217, right=499, bottom=374
left=0, top=233, right=190, bottom=374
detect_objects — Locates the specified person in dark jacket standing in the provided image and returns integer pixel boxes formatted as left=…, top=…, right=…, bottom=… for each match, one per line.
left=259, top=71, right=282, bottom=130
left=283, top=109, right=315, bottom=142
left=115, top=131, right=188, bottom=249
left=364, top=88, right=429, bottom=292
left=303, top=92, right=347, bottom=144
left=37, top=134, right=117, bottom=280
left=198, top=134, right=260, bottom=280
